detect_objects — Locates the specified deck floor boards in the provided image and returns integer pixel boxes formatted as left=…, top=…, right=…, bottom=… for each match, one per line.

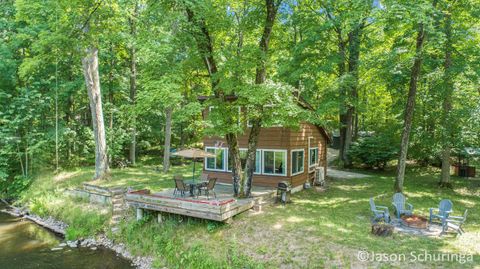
left=126, top=184, right=275, bottom=222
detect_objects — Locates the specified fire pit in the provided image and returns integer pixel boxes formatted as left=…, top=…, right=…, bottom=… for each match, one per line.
left=401, top=214, right=428, bottom=229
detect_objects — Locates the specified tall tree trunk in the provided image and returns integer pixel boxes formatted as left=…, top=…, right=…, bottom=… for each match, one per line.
left=394, top=23, right=426, bottom=192
left=226, top=132, right=242, bottom=196
left=244, top=0, right=280, bottom=197
left=439, top=11, right=453, bottom=187
left=129, top=2, right=138, bottom=166
left=163, top=107, right=173, bottom=173
left=185, top=5, right=243, bottom=196
left=337, top=30, right=348, bottom=165
left=82, top=47, right=109, bottom=180
left=339, top=20, right=365, bottom=168
left=346, top=22, right=364, bottom=155
left=65, top=93, right=73, bottom=162
left=244, top=117, right=262, bottom=197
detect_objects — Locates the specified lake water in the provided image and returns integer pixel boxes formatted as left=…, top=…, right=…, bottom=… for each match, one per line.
left=0, top=205, right=133, bottom=269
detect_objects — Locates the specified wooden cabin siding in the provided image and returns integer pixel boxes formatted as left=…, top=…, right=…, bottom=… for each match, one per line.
left=202, top=121, right=328, bottom=188
left=288, top=123, right=327, bottom=187
left=204, top=127, right=290, bottom=149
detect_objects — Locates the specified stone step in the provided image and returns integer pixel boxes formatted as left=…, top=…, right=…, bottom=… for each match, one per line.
left=109, top=187, right=126, bottom=195
left=111, top=215, right=123, bottom=222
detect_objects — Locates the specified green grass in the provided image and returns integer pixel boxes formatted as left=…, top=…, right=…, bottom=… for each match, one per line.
left=17, top=163, right=480, bottom=268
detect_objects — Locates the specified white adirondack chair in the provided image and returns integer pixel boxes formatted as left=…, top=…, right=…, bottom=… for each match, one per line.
left=369, top=198, right=390, bottom=223
left=392, top=193, right=413, bottom=218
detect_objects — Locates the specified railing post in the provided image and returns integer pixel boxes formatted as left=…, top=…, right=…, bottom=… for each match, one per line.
left=136, top=208, right=143, bottom=221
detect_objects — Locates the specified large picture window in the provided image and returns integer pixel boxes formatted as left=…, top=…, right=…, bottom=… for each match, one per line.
left=228, top=149, right=261, bottom=174
left=262, top=150, right=286, bottom=176
left=205, top=147, right=226, bottom=171
left=291, top=149, right=304, bottom=176
left=309, top=147, right=319, bottom=167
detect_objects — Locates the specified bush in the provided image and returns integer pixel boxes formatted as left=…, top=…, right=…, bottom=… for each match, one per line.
left=2, top=175, right=33, bottom=198
left=349, top=135, right=398, bottom=169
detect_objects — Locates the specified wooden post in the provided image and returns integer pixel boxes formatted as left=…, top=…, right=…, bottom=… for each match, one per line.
left=136, top=208, right=143, bottom=221
left=157, top=213, right=163, bottom=223
left=224, top=217, right=233, bottom=224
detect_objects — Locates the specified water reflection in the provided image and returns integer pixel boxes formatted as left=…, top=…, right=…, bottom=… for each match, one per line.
left=0, top=205, right=133, bottom=269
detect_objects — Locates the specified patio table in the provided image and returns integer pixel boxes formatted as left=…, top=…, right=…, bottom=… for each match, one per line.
left=183, top=179, right=207, bottom=197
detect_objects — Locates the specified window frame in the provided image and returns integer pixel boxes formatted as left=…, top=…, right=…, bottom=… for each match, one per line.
left=226, top=148, right=262, bottom=174
left=290, top=149, right=305, bottom=176
left=204, top=146, right=228, bottom=172
left=261, top=149, right=288, bottom=176
left=309, top=147, right=319, bottom=168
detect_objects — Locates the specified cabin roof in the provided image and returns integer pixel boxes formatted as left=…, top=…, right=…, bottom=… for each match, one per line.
left=197, top=95, right=331, bottom=143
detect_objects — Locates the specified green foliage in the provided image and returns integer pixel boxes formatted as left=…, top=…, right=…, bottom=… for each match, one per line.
left=116, top=215, right=262, bottom=269
left=349, top=135, right=399, bottom=169
left=28, top=193, right=110, bottom=240
left=4, top=175, right=33, bottom=198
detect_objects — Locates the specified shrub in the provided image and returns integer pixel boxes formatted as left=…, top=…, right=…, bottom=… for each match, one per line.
left=349, top=135, right=399, bottom=169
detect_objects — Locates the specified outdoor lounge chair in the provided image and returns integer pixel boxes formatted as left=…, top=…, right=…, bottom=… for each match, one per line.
left=174, top=177, right=189, bottom=197
left=392, top=193, right=413, bottom=218
left=429, top=199, right=453, bottom=225
left=369, top=198, right=390, bottom=223
left=442, top=209, right=468, bottom=235
left=198, top=178, right=217, bottom=200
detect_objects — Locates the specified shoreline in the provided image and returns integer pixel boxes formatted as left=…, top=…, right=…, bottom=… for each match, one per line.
left=0, top=199, right=153, bottom=269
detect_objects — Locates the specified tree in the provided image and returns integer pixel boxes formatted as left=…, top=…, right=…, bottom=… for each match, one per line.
left=184, top=0, right=287, bottom=197
left=439, top=5, right=453, bottom=187
left=82, top=46, right=109, bottom=179
left=129, top=1, right=139, bottom=166
left=79, top=2, right=112, bottom=180
left=394, top=22, right=426, bottom=192
left=394, top=0, right=438, bottom=192
left=243, top=0, right=282, bottom=197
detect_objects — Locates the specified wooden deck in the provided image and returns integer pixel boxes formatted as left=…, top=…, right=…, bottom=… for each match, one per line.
left=125, top=184, right=276, bottom=222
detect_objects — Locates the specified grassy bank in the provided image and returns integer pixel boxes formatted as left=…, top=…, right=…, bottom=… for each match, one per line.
left=16, top=163, right=480, bottom=268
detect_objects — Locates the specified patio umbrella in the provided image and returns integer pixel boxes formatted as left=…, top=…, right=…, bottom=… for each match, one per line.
left=173, top=148, right=215, bottom=181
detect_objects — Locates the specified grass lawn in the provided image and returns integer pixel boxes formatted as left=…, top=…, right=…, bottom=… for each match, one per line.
left=18, top=163, right=480, bottom=268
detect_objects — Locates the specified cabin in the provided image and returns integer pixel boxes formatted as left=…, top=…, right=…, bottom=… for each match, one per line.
left=202, top=108, right=330, bottom=190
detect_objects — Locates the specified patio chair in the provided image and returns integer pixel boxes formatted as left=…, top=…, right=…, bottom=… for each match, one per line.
left=200, top=173, right=209, bottom=181
left=196, top=173, right=209, bottom=195
left=198, top=178, right=217, bottom=199
left=174, top=178, right=189, bottom=197
left=429, top=199, right=453, bottom=225
left=442, top=209, right=468, bottom=235
left=392, top=193, right=413, bottom=219
left=369, top=198, right=390, bottom=223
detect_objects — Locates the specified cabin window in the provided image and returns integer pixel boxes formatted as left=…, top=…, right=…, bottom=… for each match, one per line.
left=262, top=150, right=287, bottom=176
left=291, top=149, right=304, bottom=176
left=227, top=149, right=261, bottom=174
left=309, top=147, right=319, bottom=167
left=205, top=147, right=226, bottom=171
